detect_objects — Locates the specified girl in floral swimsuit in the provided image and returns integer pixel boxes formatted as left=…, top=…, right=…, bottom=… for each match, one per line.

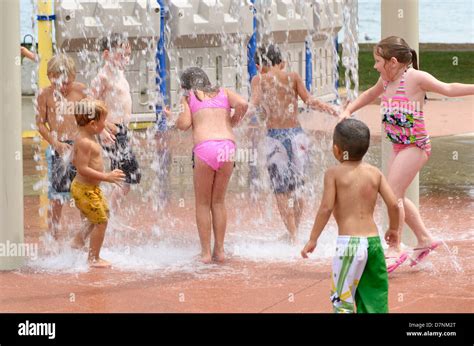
left=340, top=36, right=474, bottom=272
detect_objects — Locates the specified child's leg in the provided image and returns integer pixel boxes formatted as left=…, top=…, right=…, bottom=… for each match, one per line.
left=48, top=199, right=63, bottom=239
left=386, top=146, right=429, bottom=251
left=109, top=183, right=131, bottom=213
left=210, top=162, right=234, bottom=262
left=88, top=222, right=110, bottom=267
left=354, top=237, right=388, bottom=313
left=331, top=237, right=368, bottom=313
left=193, top=156, right=216, bottom=263
left=293, top=192, right=304, bottom=231
left=274, top=193, right=297, bottom=242
left=71, top=217, right=93, bottom=249
left=403, top=197, right=434, bottom=247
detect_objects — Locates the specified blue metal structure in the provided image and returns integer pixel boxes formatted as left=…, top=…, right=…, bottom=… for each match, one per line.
left=156, top=0, right=168, bottom=131
left=247, top=0, right=257, bottom=83
left=305, top=38, right=312, bottom=91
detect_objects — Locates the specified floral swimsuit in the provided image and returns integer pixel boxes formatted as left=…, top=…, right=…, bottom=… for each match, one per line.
left=381, top=69, right=431, bottom=156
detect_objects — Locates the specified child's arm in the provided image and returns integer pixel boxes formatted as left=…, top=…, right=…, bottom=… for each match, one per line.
left=249, top=74, right=262, bottom=107
left=226, top=88, right=248, bottom=127
left=165, top=96, right=192, bottom=131
left=88, top=74, right=117, bottom=144
left=88, top=73, right=107, bottom=100
left=293, top=72, right=338, bottom=116
left=20, top=46, right=36, bottom=61
left=418, top=70, right=474, bottom=97
left=35, top=90, right=71, bottom=155
left=301, top=168, right=337, bottom=258
left=378, top=172, right=400, bottom=246
left=339, top=77, right=385, bottom=121
left=74, top=138, right=125, bottom=184
left=247, top=75, right=267, bottom=122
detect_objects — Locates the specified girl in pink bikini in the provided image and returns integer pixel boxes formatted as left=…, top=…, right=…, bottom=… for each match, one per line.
left=340, top=36, right=474, bottom=273
left=165, top=67, right=248, bottom=263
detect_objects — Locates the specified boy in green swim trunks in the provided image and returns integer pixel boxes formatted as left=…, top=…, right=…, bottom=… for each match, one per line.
left=70, top=100, right=125, bottom=268
left=301, top=119, right=400, bottom=313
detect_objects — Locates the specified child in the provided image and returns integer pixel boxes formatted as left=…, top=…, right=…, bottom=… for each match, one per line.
left=70, top=100, right=125, bottom=268
left=339, top=36, right=474, bottom=272
left=249, top=44, right=338, bottom=243
left=36, top=54, right=87, bottom=238
left=301, top=119, right=400, bottom=313
left=20, top=46, right=37, bottom=62
left=165, top=67, right=248, bottom=263
left=89, top=33, right=141, bottom=226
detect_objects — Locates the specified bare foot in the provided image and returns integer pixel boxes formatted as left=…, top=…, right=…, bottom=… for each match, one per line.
left=200, top=253, right=212, bottom=264
left=212, top=249, right=226, bottom=263
left=88, top=258, right=111, bottom=268
left=70, top=236, right=85, bottom=250
left=278, top=233, right=297, bottom=245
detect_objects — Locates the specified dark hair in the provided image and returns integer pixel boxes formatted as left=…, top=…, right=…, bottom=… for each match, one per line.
left=333, top=119, right=370, bottom=161
left=100, top=33, right=128, bottom=52
left=374, top=36, right=418, bottom=70
left=253, top=44, right=282, bottom=67
left=180, top=67, right=219, bottom=100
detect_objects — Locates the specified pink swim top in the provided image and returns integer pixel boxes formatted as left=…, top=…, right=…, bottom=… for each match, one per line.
left=188, top=88, right=231, bottom=115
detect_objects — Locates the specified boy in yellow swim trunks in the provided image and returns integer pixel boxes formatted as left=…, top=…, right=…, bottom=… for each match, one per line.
left=70, top=100, right=125, bottom=268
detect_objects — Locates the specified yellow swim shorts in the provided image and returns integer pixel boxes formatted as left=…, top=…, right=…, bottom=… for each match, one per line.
left=70, top=179, right=109, bottom=224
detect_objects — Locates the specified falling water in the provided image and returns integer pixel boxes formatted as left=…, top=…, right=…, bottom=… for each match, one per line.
left=21, top=0, right=463, bottom=277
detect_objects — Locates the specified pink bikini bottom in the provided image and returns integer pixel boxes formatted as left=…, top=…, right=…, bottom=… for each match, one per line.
left=193, top=139, right=236, bottom=171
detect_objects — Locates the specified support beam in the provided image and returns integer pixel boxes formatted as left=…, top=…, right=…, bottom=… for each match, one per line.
left=0, top=0, right=24, bottom=270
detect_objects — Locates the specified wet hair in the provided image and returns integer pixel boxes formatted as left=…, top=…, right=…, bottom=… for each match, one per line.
left=333, top=119, right=370, bottom=161
left=47, top=53, right=76, bottom=78
left=254, top=44, right=282, bottom=67
left=374, top=36, right=418, bottom=70
left=100, top=33, right=129, bottom=52
left=74, top=99, right=107, bottom=127
left=180, top=67, right=219, bottom=100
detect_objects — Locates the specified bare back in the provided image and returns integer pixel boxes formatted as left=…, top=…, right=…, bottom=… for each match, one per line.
left=189, top=90, right=235, bottom=145
left=256, top=70, right=301, bottom=129
left=332, top=162, right=382, bottom=236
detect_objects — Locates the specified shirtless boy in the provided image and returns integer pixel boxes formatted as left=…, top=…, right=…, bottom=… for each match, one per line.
left=70, top=100, right=125, bottom=268
left=301, top=119, right=400, bottom=313
left=36, top=54, right=87, bottom=238
left=90, top=33, right=141, bottom=225
left=250, top=44, right=338, bottom=243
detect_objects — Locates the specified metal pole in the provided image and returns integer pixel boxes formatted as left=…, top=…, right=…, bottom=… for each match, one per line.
left=0, top=0, right=24, bottom=270
left=381, top=0, right=418, bottom=246
left=37, top=0, right=54, bottom=229
left=305, top=38, right=312, bottom=91
left=247, top=0, right=257, bottom=83
left=156, top=0, right=168, bottom=132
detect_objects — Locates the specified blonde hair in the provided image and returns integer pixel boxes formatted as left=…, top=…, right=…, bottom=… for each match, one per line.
left=47, top=54, right=76, bottom=77
left=74, top=99, right=107, bottom=127
left=374, top=36, right=419, bottom=70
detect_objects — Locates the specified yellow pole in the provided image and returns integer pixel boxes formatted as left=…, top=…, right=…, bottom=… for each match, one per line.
left=38, top=0, right=53, bottom=89
left=37, top=0, right=54, bottom=228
